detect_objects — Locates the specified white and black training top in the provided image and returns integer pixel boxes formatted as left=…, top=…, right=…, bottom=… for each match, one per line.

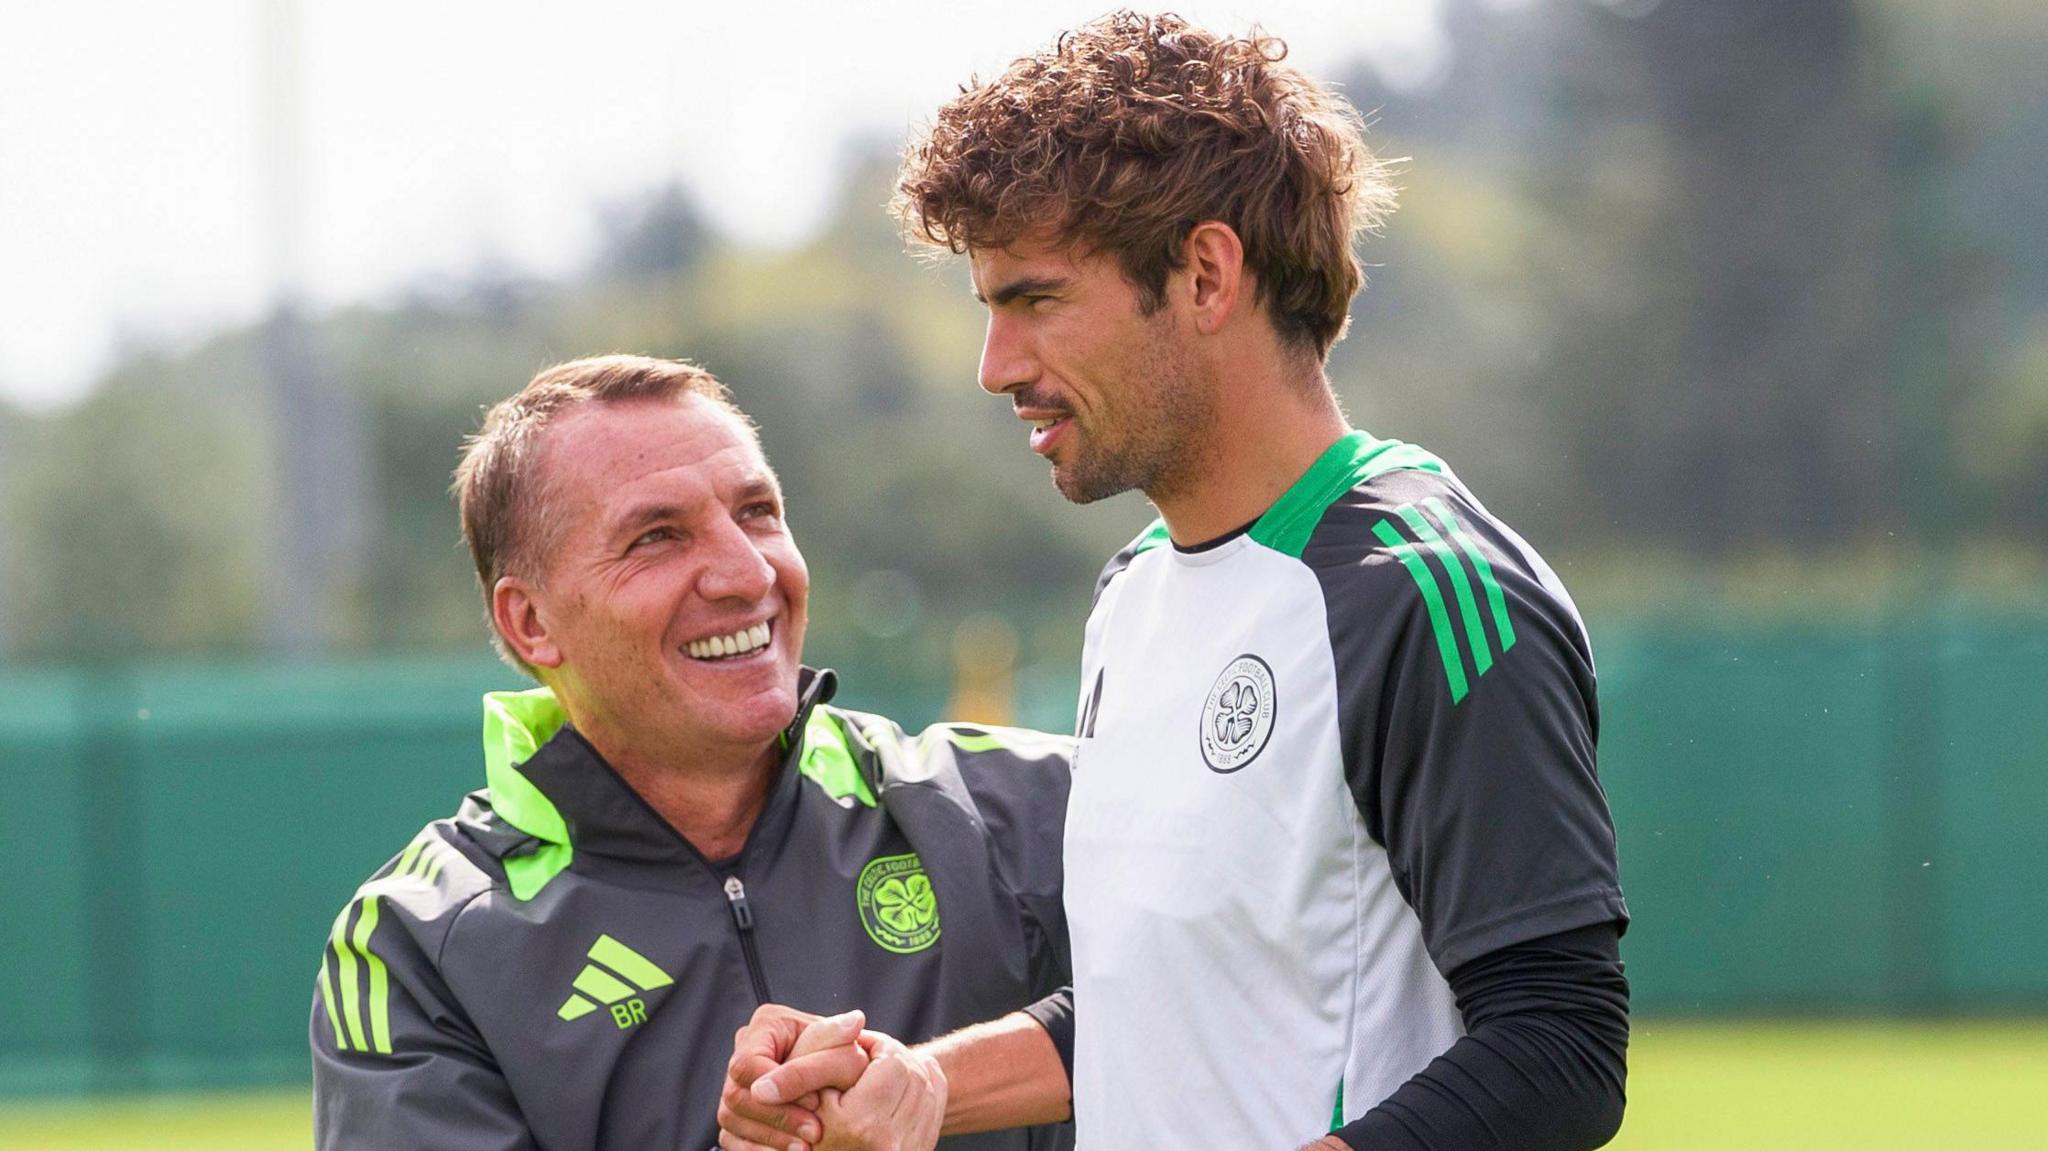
left=1065, top=430, right=1628, bottom=1148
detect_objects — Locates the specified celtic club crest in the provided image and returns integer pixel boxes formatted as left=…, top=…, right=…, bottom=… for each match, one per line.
left=855, top=852, right=941, bottom=954
left=1199, top=654, right=1276, bottom=773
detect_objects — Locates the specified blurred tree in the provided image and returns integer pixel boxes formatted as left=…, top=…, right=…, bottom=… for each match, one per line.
left=593, top=182, right=711, bottom=282
left=2, top=0, right=2040, bottom=675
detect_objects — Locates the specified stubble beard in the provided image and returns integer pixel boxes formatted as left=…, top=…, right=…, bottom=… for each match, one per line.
left=1050, top=319, right=1211, bottom=506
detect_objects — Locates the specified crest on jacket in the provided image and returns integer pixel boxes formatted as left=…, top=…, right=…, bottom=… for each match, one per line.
left=855, top=853, right=941, bottom=953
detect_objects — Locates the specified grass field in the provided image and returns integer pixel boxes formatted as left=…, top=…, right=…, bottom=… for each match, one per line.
left=1, top=1022, right=2042, bottom=1150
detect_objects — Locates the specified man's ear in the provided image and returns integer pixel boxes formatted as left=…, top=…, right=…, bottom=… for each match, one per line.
left=1180, top=220, right=1247, bottom=336
left=492, top=576, right=564, bottom=669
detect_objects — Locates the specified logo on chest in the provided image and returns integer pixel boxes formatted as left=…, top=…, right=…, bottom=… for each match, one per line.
left=1199, top=653, right=1277, bottom=773
left=856, top=852, right=942, bottom=954
left=556, top=934, right=674, bottom=1030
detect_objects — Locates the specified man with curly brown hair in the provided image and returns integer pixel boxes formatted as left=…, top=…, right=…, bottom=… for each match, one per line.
left=719, top=13, right=1629, bottom=1151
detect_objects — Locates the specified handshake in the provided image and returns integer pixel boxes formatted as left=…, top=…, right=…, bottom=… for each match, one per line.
left=716, top=1005, right=948, bottom=1151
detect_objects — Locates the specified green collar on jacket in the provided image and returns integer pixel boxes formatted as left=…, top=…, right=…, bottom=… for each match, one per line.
left=478, top=672, right=864, bottom=900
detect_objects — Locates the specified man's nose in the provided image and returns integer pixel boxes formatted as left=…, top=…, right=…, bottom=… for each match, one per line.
left=977, top=313, right=1036, bottom=397
left=697, top=519, right=776, bottom=602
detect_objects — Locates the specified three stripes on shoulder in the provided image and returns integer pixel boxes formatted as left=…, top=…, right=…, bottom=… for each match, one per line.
left=318, top=834, right=460, bottom=1055
left=1372, top=497, right=1517, bottom=705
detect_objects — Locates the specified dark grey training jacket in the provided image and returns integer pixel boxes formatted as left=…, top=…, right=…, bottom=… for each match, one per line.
left=312, top=669, right=1074, bottom=1151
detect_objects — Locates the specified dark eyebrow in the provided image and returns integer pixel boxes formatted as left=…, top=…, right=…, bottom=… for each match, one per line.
left=732, top=476, right=780, bottom=505
left=611, top=502, right=688, bottom=539
left=973, top=275, right=1068, bottom=307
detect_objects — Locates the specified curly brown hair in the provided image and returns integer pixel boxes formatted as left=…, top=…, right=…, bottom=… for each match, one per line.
left=896, top=10, right=1397, bottom=359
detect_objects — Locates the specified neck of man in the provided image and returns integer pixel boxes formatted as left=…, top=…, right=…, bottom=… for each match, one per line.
left=564, top=700, right=783, bottom=861
left=1151, top=351, right=1349, bottom=547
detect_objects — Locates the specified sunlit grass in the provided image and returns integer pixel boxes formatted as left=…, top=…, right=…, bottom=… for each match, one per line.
left=2, top=1022, right=2043, bottom=1150
left=1615, top=1020, right=2048, bottom=1150
left=0, top=1088, right=309, bottom=1151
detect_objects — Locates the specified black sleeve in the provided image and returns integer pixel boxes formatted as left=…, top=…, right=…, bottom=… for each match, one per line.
left=1020, top=985, right=1075, bottom=1081
left=1330, top=922, right=1628, bottom=1151
left=1310, top=479, right=1628, bottom=973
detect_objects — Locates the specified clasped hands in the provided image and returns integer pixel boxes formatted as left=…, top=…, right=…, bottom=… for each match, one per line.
left=717, top=1005, right=947, bottom=1151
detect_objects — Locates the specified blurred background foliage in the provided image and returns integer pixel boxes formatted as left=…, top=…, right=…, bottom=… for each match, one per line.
left=5, top=0, right=2047, bottom=693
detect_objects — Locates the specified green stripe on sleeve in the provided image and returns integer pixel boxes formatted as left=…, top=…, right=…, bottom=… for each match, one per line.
left=1396, top=503, right=1492, bottom=677
left=1371, top=519, right=1470, bottom=703
left=329, top=907, right=365, bottom=1052
left=352, top=896, right=393, bottom=1055
left=588, top=935, right=674, bottom=991
left=1424, top=496, right=1516, bottom=652
left=393, top=838, right=426, bottom=880
left=317, top=950, right=346, bottom=1051
left=422, top=843, right=448, bottom=886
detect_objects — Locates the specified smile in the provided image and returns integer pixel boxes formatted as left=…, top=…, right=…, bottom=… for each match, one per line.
left=685, top=621, right=771, bottom=661
left=1027, top=414, right=1072, bottom=456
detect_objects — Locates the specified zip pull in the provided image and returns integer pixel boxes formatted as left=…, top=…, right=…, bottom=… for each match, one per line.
left=723, top=875, right=755, bottom=930
left=723, top=875, right=772, bottom=1002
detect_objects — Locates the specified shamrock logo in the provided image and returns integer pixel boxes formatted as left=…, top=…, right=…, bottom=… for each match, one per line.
left=1214, top=677, right=1261, bottom=748
left=1199, top=654, right=1276, bottom=773
left=856, top=853, right=942, bottom=953
left=872, top=874, right=937, bottom=934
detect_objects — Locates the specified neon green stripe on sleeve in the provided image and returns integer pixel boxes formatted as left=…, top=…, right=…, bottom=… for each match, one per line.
left=392, top=838, right=426, bottom=880
left=1424, top=496, right=1515, bottom=652
left=351, top=896, right=393, bottom=1055
left=1396, top=503, right=1492, bottom=677
left=1372, top=519, right=1470, bottom=703
left=317, top=949, right=346, bottom=1051
left=328, top=907, right=365, bottom=1052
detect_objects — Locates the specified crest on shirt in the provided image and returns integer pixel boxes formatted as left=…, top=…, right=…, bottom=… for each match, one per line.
left=1199, top=654, right=1276, bottom=773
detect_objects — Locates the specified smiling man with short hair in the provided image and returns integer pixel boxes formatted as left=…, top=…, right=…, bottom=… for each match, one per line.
left=310, top=355, right=1073, bottom=1151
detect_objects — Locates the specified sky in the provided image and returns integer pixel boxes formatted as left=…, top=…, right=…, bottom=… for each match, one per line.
left=0, top=0, right=1452, bottom=408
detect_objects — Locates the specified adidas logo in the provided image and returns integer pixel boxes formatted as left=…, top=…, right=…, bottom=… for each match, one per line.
left=557, top=934, right=674, bottom=1029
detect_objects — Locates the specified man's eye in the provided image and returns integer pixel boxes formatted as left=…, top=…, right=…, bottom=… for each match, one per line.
left=631, top=528, right=673, bottom=548
left=740, top=502, right=781, bottom=522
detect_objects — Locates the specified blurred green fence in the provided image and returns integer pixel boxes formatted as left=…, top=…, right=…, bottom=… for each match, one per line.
left=2, top=618, right=2044, bottom=1097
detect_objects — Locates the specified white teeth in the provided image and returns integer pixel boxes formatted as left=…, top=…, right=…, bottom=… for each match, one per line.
left=687, top=621, right=772, bottom=661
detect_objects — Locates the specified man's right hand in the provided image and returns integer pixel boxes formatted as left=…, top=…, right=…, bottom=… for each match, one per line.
left=810, top=1031, right=947, bottom=1151
left=718, top=1004, right=870, bottom=1151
